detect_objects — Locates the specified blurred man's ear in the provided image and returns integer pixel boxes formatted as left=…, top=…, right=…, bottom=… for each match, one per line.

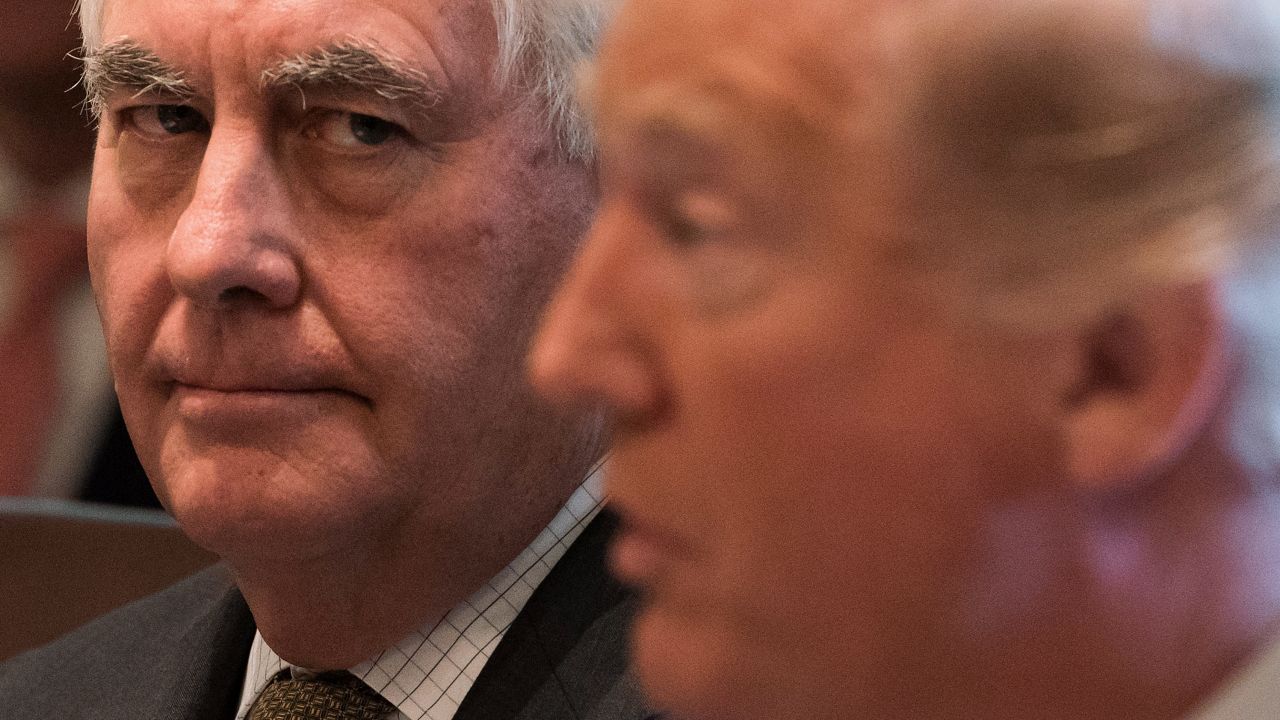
left=1061, top=281, right=1228, bottom=492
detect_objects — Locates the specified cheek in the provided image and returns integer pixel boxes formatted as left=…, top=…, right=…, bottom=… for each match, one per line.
left=89, top=187, right=169, bottom=366
left=88, top=162, right=175, bottom=457
left=697, top=347, right=994, bottom=598
left=309, top=224, right=536, bottom=457
left=630, top=603, right=782, bottom=720
left=316, top=160, right=590, bottom=396
left=317, top=227, right=494, bottom=376
left=664, top=310, right=1003, bottom=611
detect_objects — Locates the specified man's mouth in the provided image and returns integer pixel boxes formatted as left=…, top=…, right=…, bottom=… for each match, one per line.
left=170, top=383, right=370, bottom=435
left=609, top=513, right=698, bottom=591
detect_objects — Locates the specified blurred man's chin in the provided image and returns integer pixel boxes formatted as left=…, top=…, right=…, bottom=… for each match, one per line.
left=630, top=602, right=759, bottom=720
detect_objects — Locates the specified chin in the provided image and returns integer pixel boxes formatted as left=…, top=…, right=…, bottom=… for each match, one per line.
left=629, top=598, right=760, bottom=720
left=155, top=442, right=391, bottom=562
left=631, top=589, right=832, bottom=720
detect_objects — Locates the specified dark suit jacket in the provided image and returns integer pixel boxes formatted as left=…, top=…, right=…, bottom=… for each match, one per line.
left=0, top=511, right=656, bottom=720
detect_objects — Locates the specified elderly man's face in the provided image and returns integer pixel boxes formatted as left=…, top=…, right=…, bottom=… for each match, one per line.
left=88, top=0, right=595, bottom=565
left=531, top=1, right=1070, bottom=718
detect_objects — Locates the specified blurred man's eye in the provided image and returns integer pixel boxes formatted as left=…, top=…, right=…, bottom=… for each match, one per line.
left=650, top=191, right=738, bottom=248
left=305, top=111, right=405, bottom=150
left=125, top=105, right=211, bottom=137
left=654, top=206, right=709, bottom=247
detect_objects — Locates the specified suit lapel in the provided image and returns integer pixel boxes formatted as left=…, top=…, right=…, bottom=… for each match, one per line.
left=0, top=565, right=255, bottom=720
left=1, top=520, right=658, bottom=720
left=141, top=567, right=256, bottom=720
left=455, top=510, right=656, bottom=720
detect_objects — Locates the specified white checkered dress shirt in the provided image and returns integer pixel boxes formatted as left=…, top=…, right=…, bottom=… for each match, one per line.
left=235, top=465, right=606, bottom=720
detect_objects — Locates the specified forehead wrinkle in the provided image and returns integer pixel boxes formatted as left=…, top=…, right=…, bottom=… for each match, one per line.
left=260, top=41, right=442, bottom=112
left=82, top=39, right=198, bottom=119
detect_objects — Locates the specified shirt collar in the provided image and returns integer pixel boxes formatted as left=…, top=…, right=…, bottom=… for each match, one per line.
left=236, top=463, right=606, bottom=720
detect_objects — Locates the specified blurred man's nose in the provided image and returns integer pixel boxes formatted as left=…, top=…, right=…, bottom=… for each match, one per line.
left=529, top=205, right=667, bottom=422
left=166, top=127, right=301, bottom=310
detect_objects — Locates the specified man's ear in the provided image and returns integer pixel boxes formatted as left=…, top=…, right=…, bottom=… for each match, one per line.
left=1061, top=281, right=1229, bottom=492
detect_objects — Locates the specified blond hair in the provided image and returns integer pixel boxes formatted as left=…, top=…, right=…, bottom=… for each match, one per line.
left=873, top=0, right=1280, bottom=325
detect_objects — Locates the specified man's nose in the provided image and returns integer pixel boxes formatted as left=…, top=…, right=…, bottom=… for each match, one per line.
left=166, top=128, right=301, bottom=310
left=529, top=207, right=666, bottom=421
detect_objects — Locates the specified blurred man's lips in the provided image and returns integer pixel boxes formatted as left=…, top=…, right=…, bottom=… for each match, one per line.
left=609, top=515, right=696, bottom=590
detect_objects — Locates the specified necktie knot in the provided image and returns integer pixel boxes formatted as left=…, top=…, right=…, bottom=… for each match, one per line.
left=249, top=670, right=395, bottom=720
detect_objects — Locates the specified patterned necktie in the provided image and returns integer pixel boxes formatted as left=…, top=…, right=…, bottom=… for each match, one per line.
left=249, top=670, right=395, bottom=720
left=0, top=204, right=86, bottom=496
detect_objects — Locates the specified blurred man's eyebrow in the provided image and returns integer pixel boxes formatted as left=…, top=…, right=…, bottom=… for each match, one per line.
left=261, top=42, right=442, bottom=111
left=83, top=40, right=196, bottom=118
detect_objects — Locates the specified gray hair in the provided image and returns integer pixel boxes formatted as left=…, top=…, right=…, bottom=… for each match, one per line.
left=75, top=0, right=618, bottom=160
left=491, top=0, right=618, bottom=159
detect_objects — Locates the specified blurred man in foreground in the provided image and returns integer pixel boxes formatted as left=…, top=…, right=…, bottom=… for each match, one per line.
left=0, top=0, right=654, bottom=719
left=531, top=0, right=1280, bottom=718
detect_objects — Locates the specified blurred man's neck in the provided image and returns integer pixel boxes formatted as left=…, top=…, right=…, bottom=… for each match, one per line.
left=887, top=408, right=1280, bottom=720
left=988, top=424, right=1280, bottom=720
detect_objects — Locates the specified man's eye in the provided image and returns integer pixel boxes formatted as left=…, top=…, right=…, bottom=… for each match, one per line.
left=654, top=191, right=737, bottom=247
left=306, top=111, right=404, bottom=149
left=125, top=105, right=210, bottom=137
left=656, top=208, right=708, bottom=247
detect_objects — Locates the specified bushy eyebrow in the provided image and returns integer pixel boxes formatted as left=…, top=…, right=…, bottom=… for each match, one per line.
left=82, top=40, right=196, bottom=119
left=260, top=41, right=442, bottom=112
left=81, top=39, right=442, bottom=122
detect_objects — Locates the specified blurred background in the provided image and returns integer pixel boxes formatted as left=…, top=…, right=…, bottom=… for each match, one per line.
left=0, top=2, right=213, bottom=661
